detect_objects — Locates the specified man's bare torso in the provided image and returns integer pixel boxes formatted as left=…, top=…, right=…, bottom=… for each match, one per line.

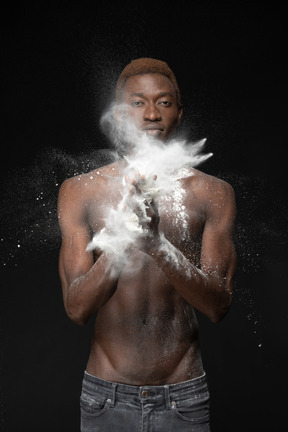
left=70, top=160, right=214, bottom=385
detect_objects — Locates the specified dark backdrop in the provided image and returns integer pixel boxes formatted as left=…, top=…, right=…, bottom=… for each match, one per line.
left=1, top=2, right=287, bottom=431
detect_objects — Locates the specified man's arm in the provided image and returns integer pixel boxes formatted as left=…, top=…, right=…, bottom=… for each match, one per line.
left=57, top=178, right=123, bottom=325
left=142, top=177, right=237, bottom=323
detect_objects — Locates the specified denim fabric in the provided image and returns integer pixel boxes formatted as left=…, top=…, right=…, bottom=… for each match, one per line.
left=80, top=371, right=210, bottom=431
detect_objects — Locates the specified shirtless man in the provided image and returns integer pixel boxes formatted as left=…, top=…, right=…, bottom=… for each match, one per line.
left=57, top=58, right=236, bottom=431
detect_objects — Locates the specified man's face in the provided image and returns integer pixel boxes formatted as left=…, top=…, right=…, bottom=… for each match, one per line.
left=119, top=73, right=183, bottom=141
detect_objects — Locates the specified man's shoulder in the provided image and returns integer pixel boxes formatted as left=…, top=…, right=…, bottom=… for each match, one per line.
left=187, top=168, right=235, bottom=200
left=58, top=159, right=125, bottom=203
left=190, top=168, right=231, bottom=186
left=61, top=161, right=119, bottom=187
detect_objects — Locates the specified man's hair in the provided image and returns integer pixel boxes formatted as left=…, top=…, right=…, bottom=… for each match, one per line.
left=115, top=57, right=182, bottom=107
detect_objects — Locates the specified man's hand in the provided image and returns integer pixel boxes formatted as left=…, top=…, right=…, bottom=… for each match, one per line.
left=125, top=173, right=161, bottom=252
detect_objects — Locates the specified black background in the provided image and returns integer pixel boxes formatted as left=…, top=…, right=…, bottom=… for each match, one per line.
left=1, top=1, right=287, bottom=431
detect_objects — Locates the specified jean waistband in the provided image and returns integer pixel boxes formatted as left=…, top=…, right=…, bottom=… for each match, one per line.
left=82, top=371, right=208, bottom=408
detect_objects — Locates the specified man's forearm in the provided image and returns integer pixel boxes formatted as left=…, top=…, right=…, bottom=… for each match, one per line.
left=65, top=253, right=123, bottom=325
left=146, top=234, right=232, bottom=323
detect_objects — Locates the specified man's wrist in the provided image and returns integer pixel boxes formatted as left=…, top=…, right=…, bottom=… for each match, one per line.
left=146, top=233, right=165, bottom=257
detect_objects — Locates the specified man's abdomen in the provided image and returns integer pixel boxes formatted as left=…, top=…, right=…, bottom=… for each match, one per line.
left=86, top=283, right=203, bottom=385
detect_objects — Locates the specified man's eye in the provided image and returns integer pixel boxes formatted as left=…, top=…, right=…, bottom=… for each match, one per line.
left=131, top=101, right=144, bottom=107
left=159, top=100, right=172, bottom=106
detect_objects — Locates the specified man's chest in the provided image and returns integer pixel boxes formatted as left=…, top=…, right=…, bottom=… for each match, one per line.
left=87, top=182, right=205, bottom=255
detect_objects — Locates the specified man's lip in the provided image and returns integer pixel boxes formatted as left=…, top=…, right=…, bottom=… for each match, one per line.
left=143, top=126, right=164, bottom=131
left=143, top=128, right=164, bottom=136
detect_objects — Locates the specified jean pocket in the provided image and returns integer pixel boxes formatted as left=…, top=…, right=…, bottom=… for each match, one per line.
left=80, top=393, right=111, bottom=418
left=171, top=393, right=210, bottom=424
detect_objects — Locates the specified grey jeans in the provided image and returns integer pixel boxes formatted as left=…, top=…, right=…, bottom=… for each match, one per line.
left=80, top=371, right=210, bottom=431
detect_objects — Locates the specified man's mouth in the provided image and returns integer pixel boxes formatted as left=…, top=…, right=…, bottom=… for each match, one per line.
left=143, top=127, right=164, bottom=136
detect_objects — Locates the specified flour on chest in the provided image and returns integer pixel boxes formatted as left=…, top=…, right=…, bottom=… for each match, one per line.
left=157, top=179, right=190, bottom=241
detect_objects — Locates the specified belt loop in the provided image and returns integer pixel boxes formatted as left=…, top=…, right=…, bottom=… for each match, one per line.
left=109, top=383, right=117, bottom=407
left=164, top=385, right=171, bottom=410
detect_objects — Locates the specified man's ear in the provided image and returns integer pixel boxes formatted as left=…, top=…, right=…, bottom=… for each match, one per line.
left=177, top=105, right=183, bottom=126
left=114, top=103, right=128, bottom=124
left=114, top=105, right=121, bottom=123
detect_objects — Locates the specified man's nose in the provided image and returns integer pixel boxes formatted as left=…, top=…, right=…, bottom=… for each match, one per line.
left=144, top=103, right=161, bottom=121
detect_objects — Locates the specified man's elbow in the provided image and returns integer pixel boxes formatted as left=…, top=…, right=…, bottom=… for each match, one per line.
left=209, top=308, right=229, bottom=324
left=70, top=314, right=89, bottom=326
left=65, top=305, right=89, bottom=326
left=209, top=293, right=232, bottom=324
